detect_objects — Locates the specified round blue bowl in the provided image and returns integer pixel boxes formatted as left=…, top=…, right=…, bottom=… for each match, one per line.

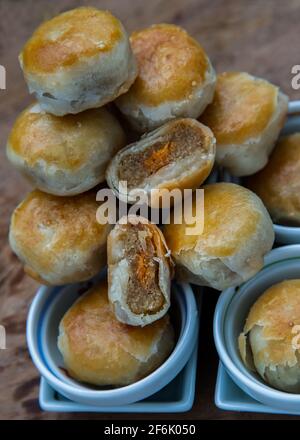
left=27, top=275, right=199, bottom=406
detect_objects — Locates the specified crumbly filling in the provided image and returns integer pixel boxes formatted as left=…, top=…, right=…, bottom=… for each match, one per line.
left=123, top=223, right=165, bottom=315
left=117, top=122, right=208, bottom=188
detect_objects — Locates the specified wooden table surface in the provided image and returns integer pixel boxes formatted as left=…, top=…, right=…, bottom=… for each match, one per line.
left=1, top=0, right=300, bottom=420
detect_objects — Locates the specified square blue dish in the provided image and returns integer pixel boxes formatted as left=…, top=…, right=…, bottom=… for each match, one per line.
left=39, top=343, right=198, bottom=413
left=215, top=362, right=300, bottom=416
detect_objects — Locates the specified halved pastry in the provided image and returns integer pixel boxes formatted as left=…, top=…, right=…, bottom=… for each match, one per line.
left=106, top=118, right=216, bottom=206
left=107, top=215, right=173, bottom=326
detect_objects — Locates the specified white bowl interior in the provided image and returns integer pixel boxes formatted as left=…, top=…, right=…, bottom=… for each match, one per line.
left=225, top=257, right=300, bottom=394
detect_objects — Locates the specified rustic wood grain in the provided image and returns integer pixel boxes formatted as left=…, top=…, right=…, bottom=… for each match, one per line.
left=1, top=0, right=300, bottom=420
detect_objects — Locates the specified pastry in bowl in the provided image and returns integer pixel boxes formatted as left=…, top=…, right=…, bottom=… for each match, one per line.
left=239, top=280, right=300, bottom=393
left=58, top=279, right=175, bottom=386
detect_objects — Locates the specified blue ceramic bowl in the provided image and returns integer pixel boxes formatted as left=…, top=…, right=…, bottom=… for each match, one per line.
left=27, top=275, right=199, bottom=407
left=39, top=343, right=199, bottom=413
left=214, top=245, right=300, bottom=413
left=215, top=362, right=300, bottom=415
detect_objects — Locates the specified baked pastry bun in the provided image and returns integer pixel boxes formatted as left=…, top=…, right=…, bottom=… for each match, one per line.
left=163, top=183, right=274, bottom=290
left=107, top=216, right=173, bottom=326
left=7, top=103, right=126, bottom=196
left=19, top=7, right=137, bottom=116
left=245, top=133, right=300, bottom=226
left=9, top=190, right=111, bottom=285
left=106, top=118, right=216, bottom=206
left=58, top=280, right=175, bottom=386
left=116, top=24, right=216, bottom=132
left=239, top=280, right=300, bottom=393
left=201, top=72, right=288, bottom=176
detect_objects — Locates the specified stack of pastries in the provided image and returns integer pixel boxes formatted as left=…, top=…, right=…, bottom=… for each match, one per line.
left=7, top=7, right=290, bottom=387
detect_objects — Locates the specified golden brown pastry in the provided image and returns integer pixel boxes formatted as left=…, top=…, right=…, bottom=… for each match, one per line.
left=163, top=183, right=274, bottom=290
left=201, top=72, right=288, bottom=176
left=107, top=216, right=173, bottom=326
left=106, top=118, right=216, bottom=206
left=58, top=280, right=175, bottom=386
left=116, top=24, right=216, bottom=132
left=9, top=190, right=111, bottom=285
left=245, top=133, right=300, bottom=226
left=19, top=7, right=137, bottom=115
left=239, top=280, right=300, bottom=393
left=6, top=103, right=126, bottom=196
